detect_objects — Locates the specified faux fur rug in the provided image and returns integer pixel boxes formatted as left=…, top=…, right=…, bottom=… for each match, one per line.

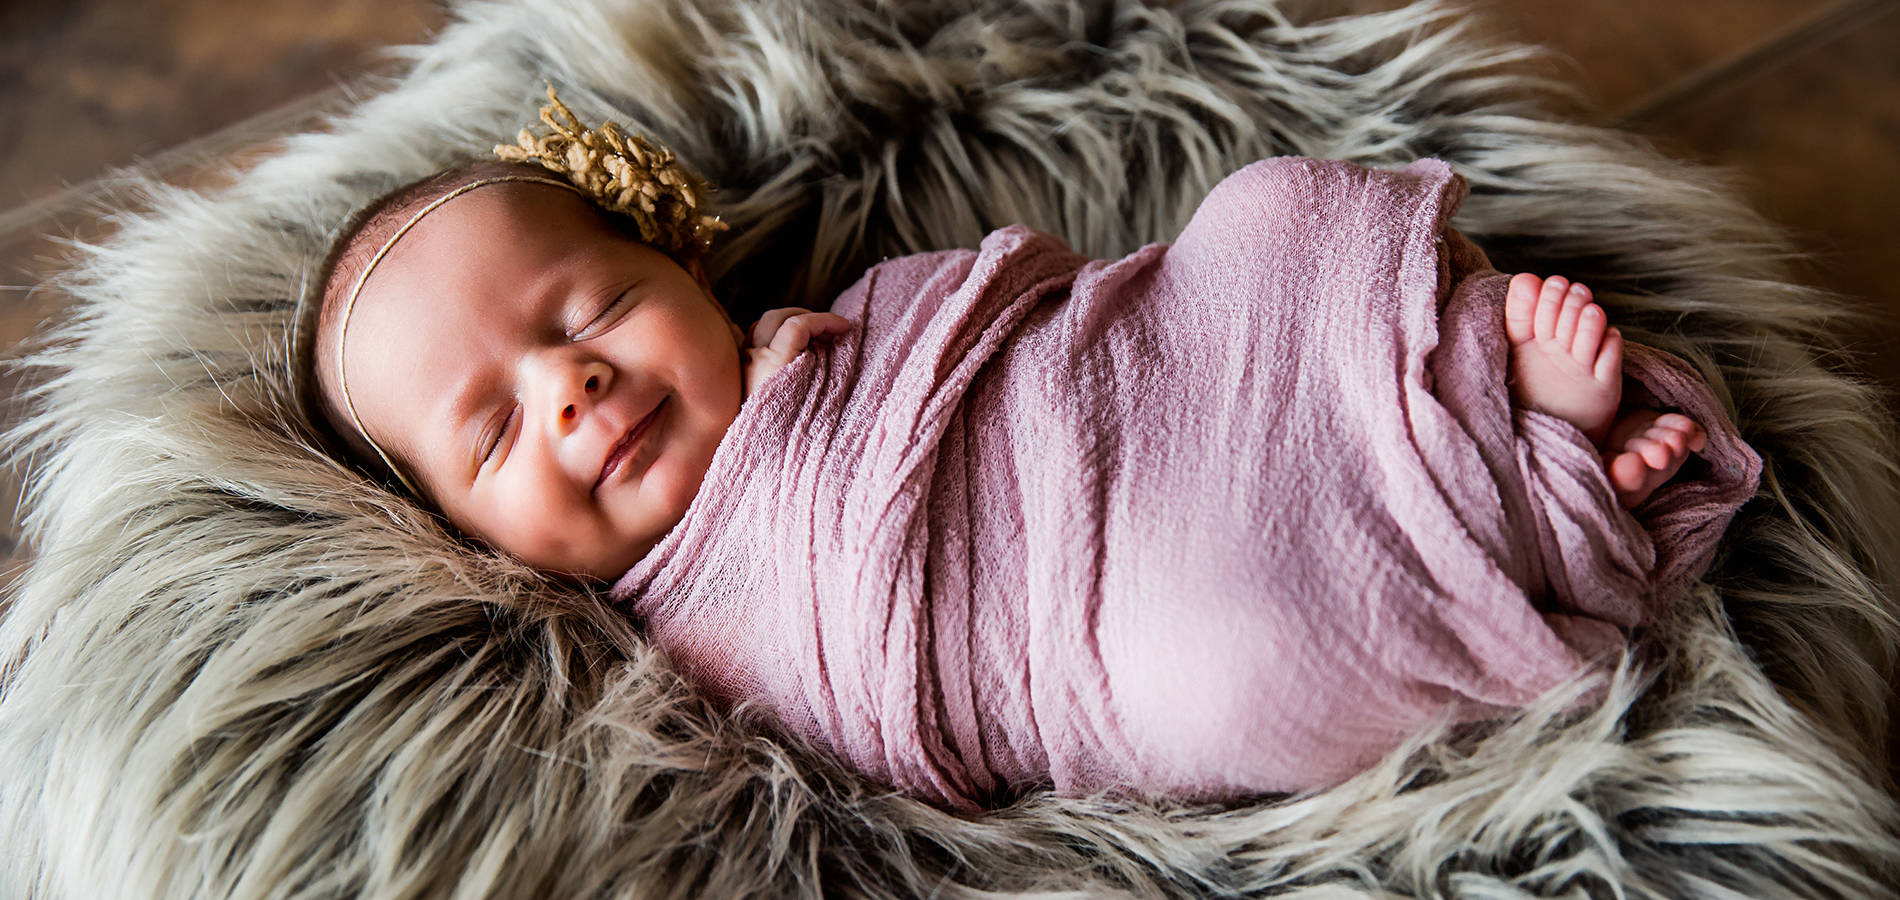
left=4, top=0, right=1899, bottom=896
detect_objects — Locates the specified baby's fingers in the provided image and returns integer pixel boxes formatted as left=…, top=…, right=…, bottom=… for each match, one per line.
left=800, top=312, right=852, bottom=338
left=749, top=307, right=811, bottom=348
left=766, top=312, right=851, bottom=358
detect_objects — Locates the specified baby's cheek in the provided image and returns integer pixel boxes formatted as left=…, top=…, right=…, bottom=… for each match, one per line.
left=648, top=458, right=703, bottom=525
left=655, top=433, right=725, bottom=523
left=470, top=515, right=564, bottom=573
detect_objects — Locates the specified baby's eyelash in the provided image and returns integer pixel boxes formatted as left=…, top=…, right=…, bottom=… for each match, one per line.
left=571, top=287, right=637, bottom=340
left=480, top=406, right=517, bottom=465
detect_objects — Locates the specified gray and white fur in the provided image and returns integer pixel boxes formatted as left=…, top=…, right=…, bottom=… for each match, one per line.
left=3, top=0, right=1897, bottom=896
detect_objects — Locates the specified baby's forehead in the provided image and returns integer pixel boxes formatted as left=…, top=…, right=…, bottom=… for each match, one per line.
left=349, top=189, right=612, bottom=333
left=337, top=178, right=578, bottom=284
left=318, top=175, right=594, bottom=346
left=388, top=183, right=599, bottom=267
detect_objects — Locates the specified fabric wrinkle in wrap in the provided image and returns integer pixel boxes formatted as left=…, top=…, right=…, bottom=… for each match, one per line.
left=612, top=157, right=1761, bottom=811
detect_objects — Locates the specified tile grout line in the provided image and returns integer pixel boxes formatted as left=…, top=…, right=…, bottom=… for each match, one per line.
left=1610, top=0, right=1898, bottom=126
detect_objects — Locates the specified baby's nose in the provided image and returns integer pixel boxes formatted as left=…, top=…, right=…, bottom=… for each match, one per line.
left=539, top=357, right=611, bottom=436
left=559, top=373, right=603, bottom=424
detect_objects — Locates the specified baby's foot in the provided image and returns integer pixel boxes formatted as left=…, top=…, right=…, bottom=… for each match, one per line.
left=1505, top=273, right=1622, bottom=448
left=1603, top=408, right=1707, bottom=508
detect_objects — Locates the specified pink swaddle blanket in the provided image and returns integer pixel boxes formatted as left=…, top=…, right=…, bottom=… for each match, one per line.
left=611, top=157, right=1760, bottom=811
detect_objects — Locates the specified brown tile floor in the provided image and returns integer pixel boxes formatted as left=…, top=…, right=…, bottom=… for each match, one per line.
left=1, top=0, right=1897, bottom=762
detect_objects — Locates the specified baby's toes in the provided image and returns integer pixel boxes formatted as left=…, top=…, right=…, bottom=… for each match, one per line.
left=1653, top=413, right=1708, bottom=452
left=1505, top=273, right=1544, bottom=344
left=1568, top=302, right=1603, bottom=363
left=1553, top=285, right=1586, bottom=346
left=1608, top=450, right=1650, bottom=496
left=1653, top=412, right=1695, bottom=431
left=1625, top=435, right=1674, bottom=471
left=1654, top=427, right=1689, bottom=461
left=1592, top=326, right=1623, bottom=384
left=1535, top=276, right=1570, bottom=340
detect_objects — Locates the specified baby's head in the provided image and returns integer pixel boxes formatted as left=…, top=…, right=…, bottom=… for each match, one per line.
left=310, top=160, right=744, bottom=580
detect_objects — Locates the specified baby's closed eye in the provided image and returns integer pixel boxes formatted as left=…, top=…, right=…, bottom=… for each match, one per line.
left=477, top=404, right=518, bottom=467
left=569, top=283, right=642, bottom=340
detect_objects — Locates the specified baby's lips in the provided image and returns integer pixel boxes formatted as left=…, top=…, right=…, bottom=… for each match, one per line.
left=594, top=396, right=667, bottom=492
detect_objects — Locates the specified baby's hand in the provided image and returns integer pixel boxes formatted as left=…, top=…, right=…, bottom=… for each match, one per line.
left=744, top=307, right=853, bottom=395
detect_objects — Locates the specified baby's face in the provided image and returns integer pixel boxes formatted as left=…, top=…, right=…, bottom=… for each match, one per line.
left=331, top=184, right=744, bottom=579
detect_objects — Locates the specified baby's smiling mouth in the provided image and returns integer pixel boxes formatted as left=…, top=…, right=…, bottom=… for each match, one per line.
left=595, top=397, right=667, bottom=493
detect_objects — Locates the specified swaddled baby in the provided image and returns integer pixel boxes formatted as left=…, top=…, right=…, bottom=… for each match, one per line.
left=308, top=96, right=1757, bottom=810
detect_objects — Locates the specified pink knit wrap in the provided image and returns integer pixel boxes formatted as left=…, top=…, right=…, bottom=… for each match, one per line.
left=610, top=157, right=1760, bottom=810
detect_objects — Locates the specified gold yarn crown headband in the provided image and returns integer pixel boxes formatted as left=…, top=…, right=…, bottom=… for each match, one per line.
left=333, top=86, right=727, bottom=494
left=494, top=85, right=728, bottom=257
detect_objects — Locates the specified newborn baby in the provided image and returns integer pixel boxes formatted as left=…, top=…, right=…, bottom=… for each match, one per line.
left=310, top=135, right=1756, bottom=809
left=313, top=165, right=1699, bottom=576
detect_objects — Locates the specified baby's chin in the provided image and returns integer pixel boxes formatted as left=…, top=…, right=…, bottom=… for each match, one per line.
left=551, top=510, right=676, bottom=583
left=504, top=521, right=659, bottom=583
left=573, top=447, right=714, bottom=580
left=569, top=538, right=662, bottom=583
left=480, top=499, right=671, bottom=582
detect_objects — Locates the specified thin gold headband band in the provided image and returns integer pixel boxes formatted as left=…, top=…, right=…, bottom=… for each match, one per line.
left=333, top=174, right=579, bottom=494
